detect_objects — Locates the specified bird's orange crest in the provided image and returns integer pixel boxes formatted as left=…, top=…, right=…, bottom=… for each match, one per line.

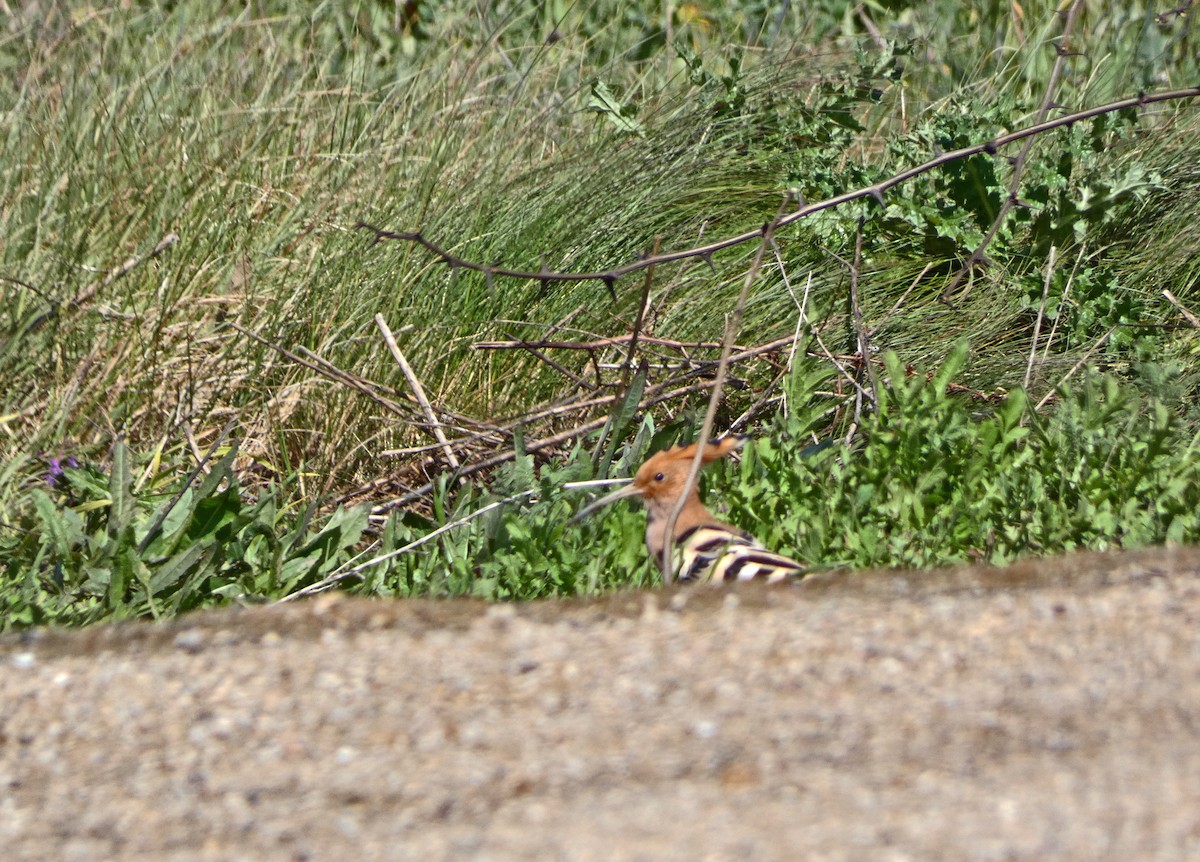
left=627, top=436, right=747, bottom=505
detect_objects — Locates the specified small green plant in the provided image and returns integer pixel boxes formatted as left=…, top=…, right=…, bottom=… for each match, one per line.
left=0, top=442, right=367, bottom=629
left=732, top=345, right=1200, bottom=570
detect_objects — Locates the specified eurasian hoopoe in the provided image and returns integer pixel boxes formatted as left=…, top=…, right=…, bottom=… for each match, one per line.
left=571, top=436, right=806, bottom=585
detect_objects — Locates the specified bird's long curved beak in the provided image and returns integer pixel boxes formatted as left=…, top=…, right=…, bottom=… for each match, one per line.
left=567, top=480, right=639, bottom=525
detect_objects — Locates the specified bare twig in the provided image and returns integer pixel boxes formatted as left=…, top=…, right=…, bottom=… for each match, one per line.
left=277, top=494, right=525, bottom=602
left=1034, top=325, right=1118, bottom=411
left=371, top=367, right=764, bottom=514
left=774, top=245, right=812, bottom=419
left=375, top=314, right=461, bottom=472
left=623, top=236, right=661, bottom=377
left=1156, top=1, right=1194, bottom=24
left=874, top=261, right=935, bottom=334
left=659, top=196, right=793, bottom=581
left=475, top=334, right=754, bottom=352
left=855, top=3, right=887, bottom=51
left=776, top=248, right=870, bottom=404
left=729, top=370, right=788, bottom=431
left=0, top=273, right=53, bottom=305
left=517, top=343, right=599, bottom=390
left=233, top=320, right=498, bottom=445
left=1041, top=245, right=1086, bottom=363
left=280, top=477, right=632, bottom=602
left=92, top=232, right=181, bottom=296
left=848, top=217, right=878, bottom=406
left=26, top=232, right=181, bottom=332
left=1162, top=289, right=1200, bottom=329
left=230, top=321, right=418, bottom=422
left=1025, top=245, right=1058, bottom=391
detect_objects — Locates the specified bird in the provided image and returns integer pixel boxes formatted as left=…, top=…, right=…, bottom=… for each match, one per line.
left=570, top=435, right=806, bottom=585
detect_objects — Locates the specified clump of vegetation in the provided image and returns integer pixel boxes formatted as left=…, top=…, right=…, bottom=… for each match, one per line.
left=7, top=345, right=1200, bottom=625
left=1, top=441, right=367, bottom=627
left=2, top=1, right=1200, bottom=628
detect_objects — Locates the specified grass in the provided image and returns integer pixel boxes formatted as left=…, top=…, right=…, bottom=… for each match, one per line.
left=2, top=0, right=1200, bottom=627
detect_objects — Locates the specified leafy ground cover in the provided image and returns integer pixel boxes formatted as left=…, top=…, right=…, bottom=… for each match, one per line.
left=2, top=0, right=1200, bottom=627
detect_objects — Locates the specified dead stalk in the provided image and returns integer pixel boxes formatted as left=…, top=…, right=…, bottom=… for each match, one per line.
left=1025, top=245, right=1057, bottom=391
left=376, top=314, right=461, bottom=471
left=1162, top=289, right=1200, bottom=329
left=1034, top=326, right=1118, bottom=412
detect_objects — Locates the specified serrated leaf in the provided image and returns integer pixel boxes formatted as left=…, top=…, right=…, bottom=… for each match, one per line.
left=31, top=490, right=82, bottom=557
left=586, top=80, right=643, bottom=135
left=147, top=543, right=211, bottom=596
left=108, top=440, right=133, bottom=541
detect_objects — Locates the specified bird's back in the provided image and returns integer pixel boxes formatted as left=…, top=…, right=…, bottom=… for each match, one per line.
left=672, top=523, right=806, bottom=584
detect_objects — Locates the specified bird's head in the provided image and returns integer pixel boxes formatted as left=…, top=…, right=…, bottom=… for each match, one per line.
left=569, top=435, right=747, bottom=522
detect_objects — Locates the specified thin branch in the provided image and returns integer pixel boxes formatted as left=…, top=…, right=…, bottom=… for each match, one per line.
left=278, top=493, right=527, bottom=602
left=359, top=87, right=1200, bottom=290
left=623, top=235, right=661, bottom=377
left=512, top=342, right=599, bottom=390
left=1034, top=325, right=1118, bottom=411
left=230, top=321, right=418, bottom=422
left=370, top=371, right=750, bottom=514
left=233, top=320, right=500, bottom=445
left=729, top=370, right=789, bottom=431
left=855, top=3, right=887, bottom=51
left=777, top=250, right=870, bottom=403
left=775, top=245, right=811, bottom=419
left=660, top=196, right=792, bottom=581
left=26, top=232, right=181, bottom=332
left=1156, top=1, right=1194, bottom=24
left=0, top=273, right=54, bottom=305
left=873, top=261, right=935, bottom=334
left=1041, top=245, right=1086, bottom=363
left=279, top=478, right=632, bottom=602
left=95, top=232, right=181, bottom=291
left=474, top=334, right=754, bottom=352
left=848, top=216, right=878, bottom=405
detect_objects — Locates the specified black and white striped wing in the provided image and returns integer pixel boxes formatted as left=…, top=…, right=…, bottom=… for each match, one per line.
left=674, top=525, right=806, bottom=584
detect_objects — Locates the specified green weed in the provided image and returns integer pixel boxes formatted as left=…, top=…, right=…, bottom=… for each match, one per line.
left=0, top=442, right=367, bottom=629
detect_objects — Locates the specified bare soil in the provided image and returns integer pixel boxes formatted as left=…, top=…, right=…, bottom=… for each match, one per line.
left=3, top=546, right=1200, bottom=861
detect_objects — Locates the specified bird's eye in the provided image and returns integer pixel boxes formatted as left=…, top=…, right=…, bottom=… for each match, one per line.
left=654, top=472, right=665, bottom=481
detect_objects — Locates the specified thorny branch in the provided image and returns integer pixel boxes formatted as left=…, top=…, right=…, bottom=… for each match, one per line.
left=1155, top=0, right=1194, bottom=23
left=358, top=88, right=1200, bottom=296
